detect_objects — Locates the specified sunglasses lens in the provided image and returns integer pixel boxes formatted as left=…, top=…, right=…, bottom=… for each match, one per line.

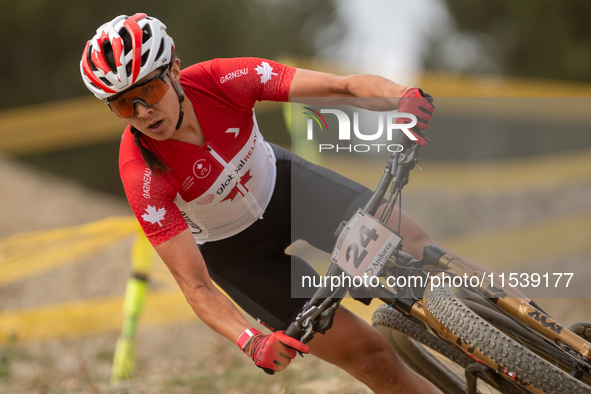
left=109, top=76, right=170, bottom=118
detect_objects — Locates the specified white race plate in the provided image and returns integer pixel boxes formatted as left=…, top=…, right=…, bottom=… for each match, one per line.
left=331, top=209, right=402, bottom=278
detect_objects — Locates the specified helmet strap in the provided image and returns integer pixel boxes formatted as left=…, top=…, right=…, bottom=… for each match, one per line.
left=175, top=98, right=184, bottom=130
left=169, top=71, right=185, bottom=130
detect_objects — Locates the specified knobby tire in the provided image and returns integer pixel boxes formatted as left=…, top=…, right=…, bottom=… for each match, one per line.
left=424, top=285, right=591, bottom=394
left=372, top=304, right=529, bottom=394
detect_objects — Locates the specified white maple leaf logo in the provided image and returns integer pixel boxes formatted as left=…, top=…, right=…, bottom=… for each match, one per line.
left=142, top=205, right=167, bottom=227
left=255, top=62, right=277, bottom=83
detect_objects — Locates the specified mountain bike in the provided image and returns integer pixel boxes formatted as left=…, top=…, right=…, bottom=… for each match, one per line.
left=284, top=136, right=591, bottom=394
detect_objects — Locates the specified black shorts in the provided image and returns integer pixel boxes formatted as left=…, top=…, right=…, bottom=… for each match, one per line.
left=199, top=144, right=373, bottom=331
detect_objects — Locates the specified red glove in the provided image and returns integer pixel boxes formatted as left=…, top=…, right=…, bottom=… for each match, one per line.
left=397, top=87, right=435, bottom=146
left=249, top=331, right=310, bottom=374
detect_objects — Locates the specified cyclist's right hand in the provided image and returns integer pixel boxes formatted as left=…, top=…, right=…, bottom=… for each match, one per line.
left=248, top=331, right=310, bottom=374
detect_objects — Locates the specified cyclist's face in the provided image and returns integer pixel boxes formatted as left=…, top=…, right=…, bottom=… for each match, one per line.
left=119, top=59, right=182, bottom=141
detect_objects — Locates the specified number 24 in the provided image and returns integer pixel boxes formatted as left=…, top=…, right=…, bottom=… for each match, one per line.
left=346, top=225, right=379, bottom=269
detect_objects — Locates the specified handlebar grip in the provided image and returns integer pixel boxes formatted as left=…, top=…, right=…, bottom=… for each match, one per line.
left=285, top=321, right=303, bottom=340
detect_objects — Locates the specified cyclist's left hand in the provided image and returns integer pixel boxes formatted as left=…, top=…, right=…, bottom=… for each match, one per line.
left=397, top=87, right=435, bottom=146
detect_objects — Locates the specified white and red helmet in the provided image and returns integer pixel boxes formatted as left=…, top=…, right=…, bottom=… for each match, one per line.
left=80, top=13, right=175, bottom=99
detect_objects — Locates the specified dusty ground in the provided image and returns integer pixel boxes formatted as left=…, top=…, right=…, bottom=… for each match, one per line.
left=1, top=155, right=590, bottom=394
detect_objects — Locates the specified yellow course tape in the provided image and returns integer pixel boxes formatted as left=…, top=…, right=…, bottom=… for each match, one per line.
left=0, top=289, right=380, bottom=345
left=440, top=213, right=591, bottom=270
left=2, top=212, right=590, bottom=344
left=0, top=97, right=280, bottom=155
left=411, top=150, right=591, bottom=195
left=1, top=144, right=590, bottom=343
left=0, top=290, right=195, bottom=344
left=324, top=148, right=591, bottom=195
left=0, top=217, right=139, bottom=286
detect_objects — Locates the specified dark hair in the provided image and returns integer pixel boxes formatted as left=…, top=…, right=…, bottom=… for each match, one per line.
left=130, top=126, right=170, bottom=174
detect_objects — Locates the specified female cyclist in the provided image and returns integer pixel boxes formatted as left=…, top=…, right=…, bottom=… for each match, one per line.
left=81, top=13, right=472, bottom=394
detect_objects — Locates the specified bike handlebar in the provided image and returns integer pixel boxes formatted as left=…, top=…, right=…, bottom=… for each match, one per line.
left=283, top=140, right=422, bottom=361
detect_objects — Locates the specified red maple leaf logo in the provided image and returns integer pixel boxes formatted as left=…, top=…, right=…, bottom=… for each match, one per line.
left=221, top=170, right=253, bottom=202
left=91, top=31, right=124, bottom=76
left=111, top=36, right=124, bottom=68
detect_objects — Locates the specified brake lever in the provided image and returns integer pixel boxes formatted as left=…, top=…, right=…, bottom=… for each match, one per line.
left=402, top=144, right=419, bottom=164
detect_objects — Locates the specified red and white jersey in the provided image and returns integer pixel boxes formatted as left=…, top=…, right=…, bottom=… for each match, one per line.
left=119, top=57, right=295, bottom=246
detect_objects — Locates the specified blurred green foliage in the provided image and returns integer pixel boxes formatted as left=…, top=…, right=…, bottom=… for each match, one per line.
left=427, top=0, right=591, bottom=80
left=0, top=334, right=17, bottom=383
left=0, top=0, right=340, bottom=110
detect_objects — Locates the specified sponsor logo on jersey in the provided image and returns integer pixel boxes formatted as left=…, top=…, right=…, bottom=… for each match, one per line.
left=220, top=68, right=249, bottom=84
left=181, top=211, right=203, bottom=234
left=225, top=127, right=240, bottom=138
left=142, top=167, right=152, bottom=199
left=195, top=194, right=215, bottom=205
left=181, top=176, right=195, bottom=192
left=255, top=61, right=277, bottom=84
left=142, top=205, right=166, bottom=227
left=222, top=170, right=253, bottom=202
left=217, top=173, right=235, bottom=195
left=193, top=159, right=211, bottom=179
left=234, top=133, right=257, bottom=174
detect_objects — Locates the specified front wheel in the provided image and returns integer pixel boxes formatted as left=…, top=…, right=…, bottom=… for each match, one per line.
left=372, top=304, right=527, bottom=394
left=425, top=285, right=591, bottom=394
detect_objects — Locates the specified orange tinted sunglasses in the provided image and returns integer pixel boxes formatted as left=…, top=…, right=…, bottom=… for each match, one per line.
left=106, top=66, right=170, bottom=118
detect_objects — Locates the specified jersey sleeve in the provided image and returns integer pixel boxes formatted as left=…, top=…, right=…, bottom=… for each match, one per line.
left=119, top=131, right=188, bottom=246
left=206, top=57, right=296, bottom=108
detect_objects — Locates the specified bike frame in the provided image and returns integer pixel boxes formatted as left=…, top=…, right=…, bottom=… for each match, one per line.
left=285, top=139, right=591, bottom=393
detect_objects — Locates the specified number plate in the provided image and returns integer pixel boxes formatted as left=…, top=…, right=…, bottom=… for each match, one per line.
left=331, top=209, right=402, bottom=277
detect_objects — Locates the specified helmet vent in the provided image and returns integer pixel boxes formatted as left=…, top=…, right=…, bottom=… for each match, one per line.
left=119, top=28, right=132, bottom=55
left=141, top=51, right=150, bottom=67
left=142, top=25, right=152, bottom=44
left=87, top=46, right=98, bottom=72
left=155, top=38, right=164, bottom=61
left=101, top=41, right=117, bottom=73
left=99, top=77, right=113, bottom=87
